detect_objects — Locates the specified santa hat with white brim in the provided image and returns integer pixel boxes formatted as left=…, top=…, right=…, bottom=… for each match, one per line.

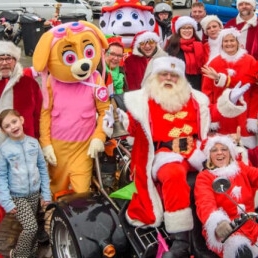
left=152, top=56, right=186, bottom=78
left=203, top=135, right=238, bottom=161
left=217, top=28, right=241, bottom=48
left=0, top=41, right=21, bottom=61
left=174, top=16, right=197, bottom=34
left=236, top=0, right=256, bottom=9
left=200, top=15, right=223, bottom=35
left=132, top=30, right=160, bottom=49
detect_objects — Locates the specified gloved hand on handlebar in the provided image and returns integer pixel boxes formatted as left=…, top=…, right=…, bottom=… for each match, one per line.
left=229, top=81, right=250, bottom=105
left=215, top=220, right=233, bottom=240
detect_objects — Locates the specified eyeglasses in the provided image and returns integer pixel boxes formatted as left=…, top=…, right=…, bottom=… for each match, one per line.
left=180, top=26, right=194, bottom=31
left=107, top=51, right=123, bottom=59
left=210, top=147, right=229, bottom=153
left=139, top=39, right=156, bottom=47
left=0, top=57, right=14, bottom=64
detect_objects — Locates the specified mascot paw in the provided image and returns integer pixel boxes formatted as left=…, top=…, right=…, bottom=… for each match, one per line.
left=87, top=138, right=104, bottom=158
left=43, top=145, right=57, bottom=166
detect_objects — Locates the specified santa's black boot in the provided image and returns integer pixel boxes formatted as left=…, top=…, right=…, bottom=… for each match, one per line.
left=162, top=231, right=190, bottom=258
left=235, top=245, right=253, bottom=258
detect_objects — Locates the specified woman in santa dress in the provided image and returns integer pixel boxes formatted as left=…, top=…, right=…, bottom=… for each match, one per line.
left=195, top=135, right=258, bottom=258
left=201, top=28, right=258, bottom=149
left=200, top=15, right=223, bottom=65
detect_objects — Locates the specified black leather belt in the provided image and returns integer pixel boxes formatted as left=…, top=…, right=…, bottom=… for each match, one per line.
left=154, top=135, right=197, bottom=154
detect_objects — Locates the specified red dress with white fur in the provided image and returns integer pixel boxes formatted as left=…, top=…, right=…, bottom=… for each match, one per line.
left=195, top=161, right=258, bottom=257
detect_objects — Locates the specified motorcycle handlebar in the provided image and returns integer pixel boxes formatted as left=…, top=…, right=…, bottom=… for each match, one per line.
left=221, top=212, right=258, bottom=243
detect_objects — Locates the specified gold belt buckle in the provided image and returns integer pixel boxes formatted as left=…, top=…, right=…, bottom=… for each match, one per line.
left=171, top=136, right=194, bottom=154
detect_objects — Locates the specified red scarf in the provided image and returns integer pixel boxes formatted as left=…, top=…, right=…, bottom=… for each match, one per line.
left=180, top=38, right=204, bottom=75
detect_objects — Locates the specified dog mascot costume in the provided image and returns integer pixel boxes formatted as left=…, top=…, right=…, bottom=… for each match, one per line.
left=99, top=0, right=155, bottom=58
left=33, top=21, right=110, bottom=196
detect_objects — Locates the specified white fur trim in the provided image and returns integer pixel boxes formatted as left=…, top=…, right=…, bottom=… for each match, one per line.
left=208, top=161, right=240, bottom=178
left=223, top=235, right=254, bottom=258
left=191, top=89, right=211, bottom=140
left=215, top=73, right=227, bottom=87
left=152, top=151, right=184, bottom=180
left=246, top=118, right=258, bottom=134
left=133, top=31, right=160, bottom=52
left=200, top=15, right=223, bottom=35
left=203, top=135, right=238, bottom=160
left=188, top=147, right=206, bottom=171
left=152, top=56, right=185, bottom=78
left=210, top=122, right=220, bottom=131
left=175, top=16, right=197, bottom=33
left=220, top=46, right=247, bottom=63
left=204, top=209, right=230, bottom=253
left=164, top=207, right=193, bottom=233
left=0, top=40, right=21, bottom=61
left=237, top=0, right=256, bottom=8
left=217, top=88, right=247, bottom=118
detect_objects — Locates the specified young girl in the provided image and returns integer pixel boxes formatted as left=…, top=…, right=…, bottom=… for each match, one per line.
left=0, top=109, right=51, bottom=258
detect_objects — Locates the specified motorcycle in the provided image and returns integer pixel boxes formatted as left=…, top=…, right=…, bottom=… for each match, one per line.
left=45, top=97, right=220, bottom=258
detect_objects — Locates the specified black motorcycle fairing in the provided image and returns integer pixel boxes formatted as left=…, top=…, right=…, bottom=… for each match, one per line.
left=48, top=192, right=128, bottom=258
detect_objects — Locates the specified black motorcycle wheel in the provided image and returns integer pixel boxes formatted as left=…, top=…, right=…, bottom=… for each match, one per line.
left=51, top=209, right=81, bottom=258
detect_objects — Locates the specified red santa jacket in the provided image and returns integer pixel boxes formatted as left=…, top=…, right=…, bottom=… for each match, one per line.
left=122, top=87, right=210, bottom=227
left=195, top=161, right=258, bottom=257
left=225, top=15, right=258, bottom=60
left=201, top=49, right=258, bottom=147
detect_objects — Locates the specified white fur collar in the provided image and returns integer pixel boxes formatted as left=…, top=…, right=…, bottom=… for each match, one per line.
left=236, top=13, right=257, bottom=27
left=208, top=161, right=240, bottom=178
left=220, top=47, right=247, bottom=63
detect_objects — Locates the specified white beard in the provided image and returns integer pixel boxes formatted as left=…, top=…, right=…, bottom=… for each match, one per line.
left=0, top=70, right=12, bottom=80
left=145, top=75, right=192, bottom=113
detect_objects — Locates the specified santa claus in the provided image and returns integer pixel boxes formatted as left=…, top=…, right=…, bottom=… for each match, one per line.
left=103, top=56, right=250, bottom=257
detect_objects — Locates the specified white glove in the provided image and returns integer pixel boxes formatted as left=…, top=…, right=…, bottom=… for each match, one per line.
left=103, top=104, right=114, bottom=128
left=229, top=81, right=250, bottom=104
left=42, top=145, right=57, bottom=166
left=246, top=118, right=258, bottom=134
left=87, top=138, right=105, bottom=158
left=215, top=220, right=233, bottom=240
left=116, top=108, right=123, bottom=122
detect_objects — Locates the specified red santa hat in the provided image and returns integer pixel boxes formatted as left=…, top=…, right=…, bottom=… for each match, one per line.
left=152, top=56, right=185, bottom=78
left=0, top=40, right=21, bottom=61
left=200, top=15, right=223, bottom=35
left=102, top=0, right=153, bottom=13
left=107, top=36, right=124, bottom=49
left=174, top=16, right=197, bottom=33
left=131, top=30, right=160, bottom=49
left=203, top=135, right=238, bottom=161
left=236, top=0, right=256, bottom=9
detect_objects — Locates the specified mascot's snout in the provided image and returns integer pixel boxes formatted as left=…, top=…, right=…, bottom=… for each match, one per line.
left=71, top=59, right=93, bottom=80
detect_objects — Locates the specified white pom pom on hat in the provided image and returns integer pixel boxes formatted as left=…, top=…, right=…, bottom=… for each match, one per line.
left=151, top=56, right=186, bottom=78
left=203, top=135, right=238, bottom=161
left=200, top=15, right=223, bottom=35
left=0, top=40, right=21, bottom=61
left=174, top=16, right=197, bottom=33
left=236, top=0, right=256, bottom=9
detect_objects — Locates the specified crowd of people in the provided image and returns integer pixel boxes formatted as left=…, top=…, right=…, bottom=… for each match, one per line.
left=1, top=0, right=258, bottom=257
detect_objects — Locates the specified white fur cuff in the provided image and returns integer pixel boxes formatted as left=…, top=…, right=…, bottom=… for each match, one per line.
left=217, top=89, right=246, bottom=118
left=164, top=207, right=193, bottom=233
left=152, top=151, right=183, bottom=180
left=188, top=148, right=206, bottom=171
left=215, top=73, right=227, bottom=87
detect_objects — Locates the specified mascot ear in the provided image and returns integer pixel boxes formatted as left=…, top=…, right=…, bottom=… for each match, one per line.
left=32, top=32, right=54, bottom=72
left=80, top=21, right=109, bottom=49
left=99, top=12, right=111, bottom=34
left=142, top=10, right=155, bottom=31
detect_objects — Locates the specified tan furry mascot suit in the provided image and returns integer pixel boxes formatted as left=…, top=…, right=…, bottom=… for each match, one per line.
left=32, top=21, right=110, bottom=196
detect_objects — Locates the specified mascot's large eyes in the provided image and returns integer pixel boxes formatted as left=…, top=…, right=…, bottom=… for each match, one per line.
left=62, top=50, right=78, bottom=65
left=116, top=11, right=123, bottom=20
left=84, top=44, right=95, bottom=59
left=131, top=12, right=139, bottom=20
